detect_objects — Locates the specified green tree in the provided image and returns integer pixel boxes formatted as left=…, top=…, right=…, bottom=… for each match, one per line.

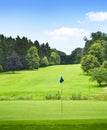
left=50, top=50, right=60, bottom=65
left=89, top=42, right=103, bottom=64
left=70, top=48, right=83, bottom=64
left=7, top=52, right=23, bottom=73
left=81, top=54, right=100, bottom=73
left=0, top=35, right=15, bottom=70
left=26, top=46, right=40, bottom=69
left=40, top=56, right=49, bottom=67
left=0, top=65, right=3, bottom=72
left=101, top=61, right=107, bottom=68
left=15, top=36, right=32, bottom=69
left=91, top=31, right=106, bottom=41
left=90, top=68, right=107, bottom=86
left=102, top=41, right=107, bottom=61
left=83, top=40, right=94, bottom=55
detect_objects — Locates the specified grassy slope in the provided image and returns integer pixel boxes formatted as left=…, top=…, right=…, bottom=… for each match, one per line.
left=0, top=64, right=105, bottom=99
left=0, top=101, right=107, bottom=129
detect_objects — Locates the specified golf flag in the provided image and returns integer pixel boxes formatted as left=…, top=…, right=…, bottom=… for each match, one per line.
left=60, top=76, right=64, bottom=83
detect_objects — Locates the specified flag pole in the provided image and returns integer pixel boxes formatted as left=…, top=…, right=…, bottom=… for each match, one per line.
left=59, top=76, right=64, bottom=113
left=61, top=83, right=63, bottom=113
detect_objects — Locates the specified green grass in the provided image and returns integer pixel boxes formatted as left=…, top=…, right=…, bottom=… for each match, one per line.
left=0, top=65, right=107, bottom=129
left=0, top=101, right=107, bottom=120
left=0, top=64, right=106, bottom=100
left=0, top=101, right=107, bottom=129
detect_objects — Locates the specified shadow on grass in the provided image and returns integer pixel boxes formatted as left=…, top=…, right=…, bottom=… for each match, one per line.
left=0, top=120, right=107, bottom=130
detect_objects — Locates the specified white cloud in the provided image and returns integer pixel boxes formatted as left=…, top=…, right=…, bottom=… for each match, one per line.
left=49, top=27, right=89, bottom=38
left=45, top=27, right=89, bottom=54
left=86, top=11, right=107, bottom=22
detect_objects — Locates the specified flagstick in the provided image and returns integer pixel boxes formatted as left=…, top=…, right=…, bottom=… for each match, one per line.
left=61, top=83, right=63, bottom=113
left=59, top=76, right=64, bottom=113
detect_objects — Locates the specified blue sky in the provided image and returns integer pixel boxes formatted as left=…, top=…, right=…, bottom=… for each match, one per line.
left=0, top=0, right=107, bottom=54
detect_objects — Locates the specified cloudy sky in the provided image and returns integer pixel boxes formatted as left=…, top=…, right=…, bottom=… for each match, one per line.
left=0, top=0, right=107, bottom=54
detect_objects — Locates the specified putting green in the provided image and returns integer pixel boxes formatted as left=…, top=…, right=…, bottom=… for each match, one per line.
left=0, top=101, right=107, bottom=121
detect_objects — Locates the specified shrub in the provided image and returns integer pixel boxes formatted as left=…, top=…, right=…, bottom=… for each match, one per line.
left=45, top=92, right=61, bottom=100
left=70, top=93, right=87, bottom=100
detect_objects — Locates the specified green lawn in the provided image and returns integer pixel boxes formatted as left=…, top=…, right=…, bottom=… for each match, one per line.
left=0, top=65, right=107, bottom=129
left=0, top=101, right=107, bottom=120
left=0, top=64, right=106, bottom=100
left=0, top=101, right=107, bottom=129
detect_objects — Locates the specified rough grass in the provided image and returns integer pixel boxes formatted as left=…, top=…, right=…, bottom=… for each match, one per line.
left=0, top=120, right=107, bottom=130
left=0, top=64, right=106, bottom=100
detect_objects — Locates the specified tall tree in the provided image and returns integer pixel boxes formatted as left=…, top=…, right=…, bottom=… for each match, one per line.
left=90, top=68, right=107, bottom=86
left=26, top=46, right=40, bottom=69
left=7, top=52, right=23, bottom=73
left=15, top=36, right=32, bottom=68
left=91, top=31, right=106, bottom=41
left=70, top=48, right=83, bottom=64
left=81, top=54, right=100, bottom=73
left=50, top=49, right=60, bottom=65
left=40, top=56, right=49, bottom=67
left=88, top=42, right=103, bottom=64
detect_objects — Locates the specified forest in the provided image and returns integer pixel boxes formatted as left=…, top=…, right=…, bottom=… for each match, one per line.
left=0, top=34, right=83, bottom=72
left=0, top=31, right=107, bottom=73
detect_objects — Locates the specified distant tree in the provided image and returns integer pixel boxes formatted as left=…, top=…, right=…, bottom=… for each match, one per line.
left=7, top=52, right=23, bottom=73
left=50, top=49, right=60, bottom=65
left=83, top=40, right=94, bottom=55
left=91, top=31, right=106, bottom=41
left=15, top=36, right=32, bottom=69
left=40, top=56, right=49, bottom=67
left=70, top=48, right=83, bottom=64
left=81, top=54, right=100, bottom=73
left=90, top=68, right=107, bottom=86
left=39, top=43, right=51, bottom=60
left=26, top=46, right=40, bottom=69
left=34, top=40, right=40, bottom=51
left=58, top=51, right=69, bottom=64
left=0, top=35, right=15, bottom=70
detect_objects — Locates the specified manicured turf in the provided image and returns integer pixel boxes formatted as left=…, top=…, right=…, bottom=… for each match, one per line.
left=0, top=65, right=107, bottom=129
left=0, top=101, right=107, bottom=129
left=0, top=64, right=106, bottom=100
left=0, top=101, right=107, bottom=120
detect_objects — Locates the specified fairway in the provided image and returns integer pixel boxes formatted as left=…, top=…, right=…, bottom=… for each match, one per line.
left=0, top=64, right=106, bottom=100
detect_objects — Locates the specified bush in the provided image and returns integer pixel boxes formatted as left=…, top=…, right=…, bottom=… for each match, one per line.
left=70, top=93, right=87, bottom=100
left=45, top=92, right=61, bottom=100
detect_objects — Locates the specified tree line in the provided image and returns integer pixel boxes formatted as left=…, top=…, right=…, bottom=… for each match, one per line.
left=0, top=34, right=83, bottom=72
left=81, top=31, right=107, bottom=86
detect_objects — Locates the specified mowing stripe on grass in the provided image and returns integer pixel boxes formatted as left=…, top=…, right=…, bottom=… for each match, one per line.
left=0, top=101, right=107, bottom=121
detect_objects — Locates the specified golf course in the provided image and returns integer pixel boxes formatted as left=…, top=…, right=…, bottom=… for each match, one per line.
left=0, top=64, right=107, bottom=129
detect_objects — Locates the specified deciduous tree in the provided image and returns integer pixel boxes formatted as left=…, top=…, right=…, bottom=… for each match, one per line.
left=26, top=46, right=40, bottom=69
